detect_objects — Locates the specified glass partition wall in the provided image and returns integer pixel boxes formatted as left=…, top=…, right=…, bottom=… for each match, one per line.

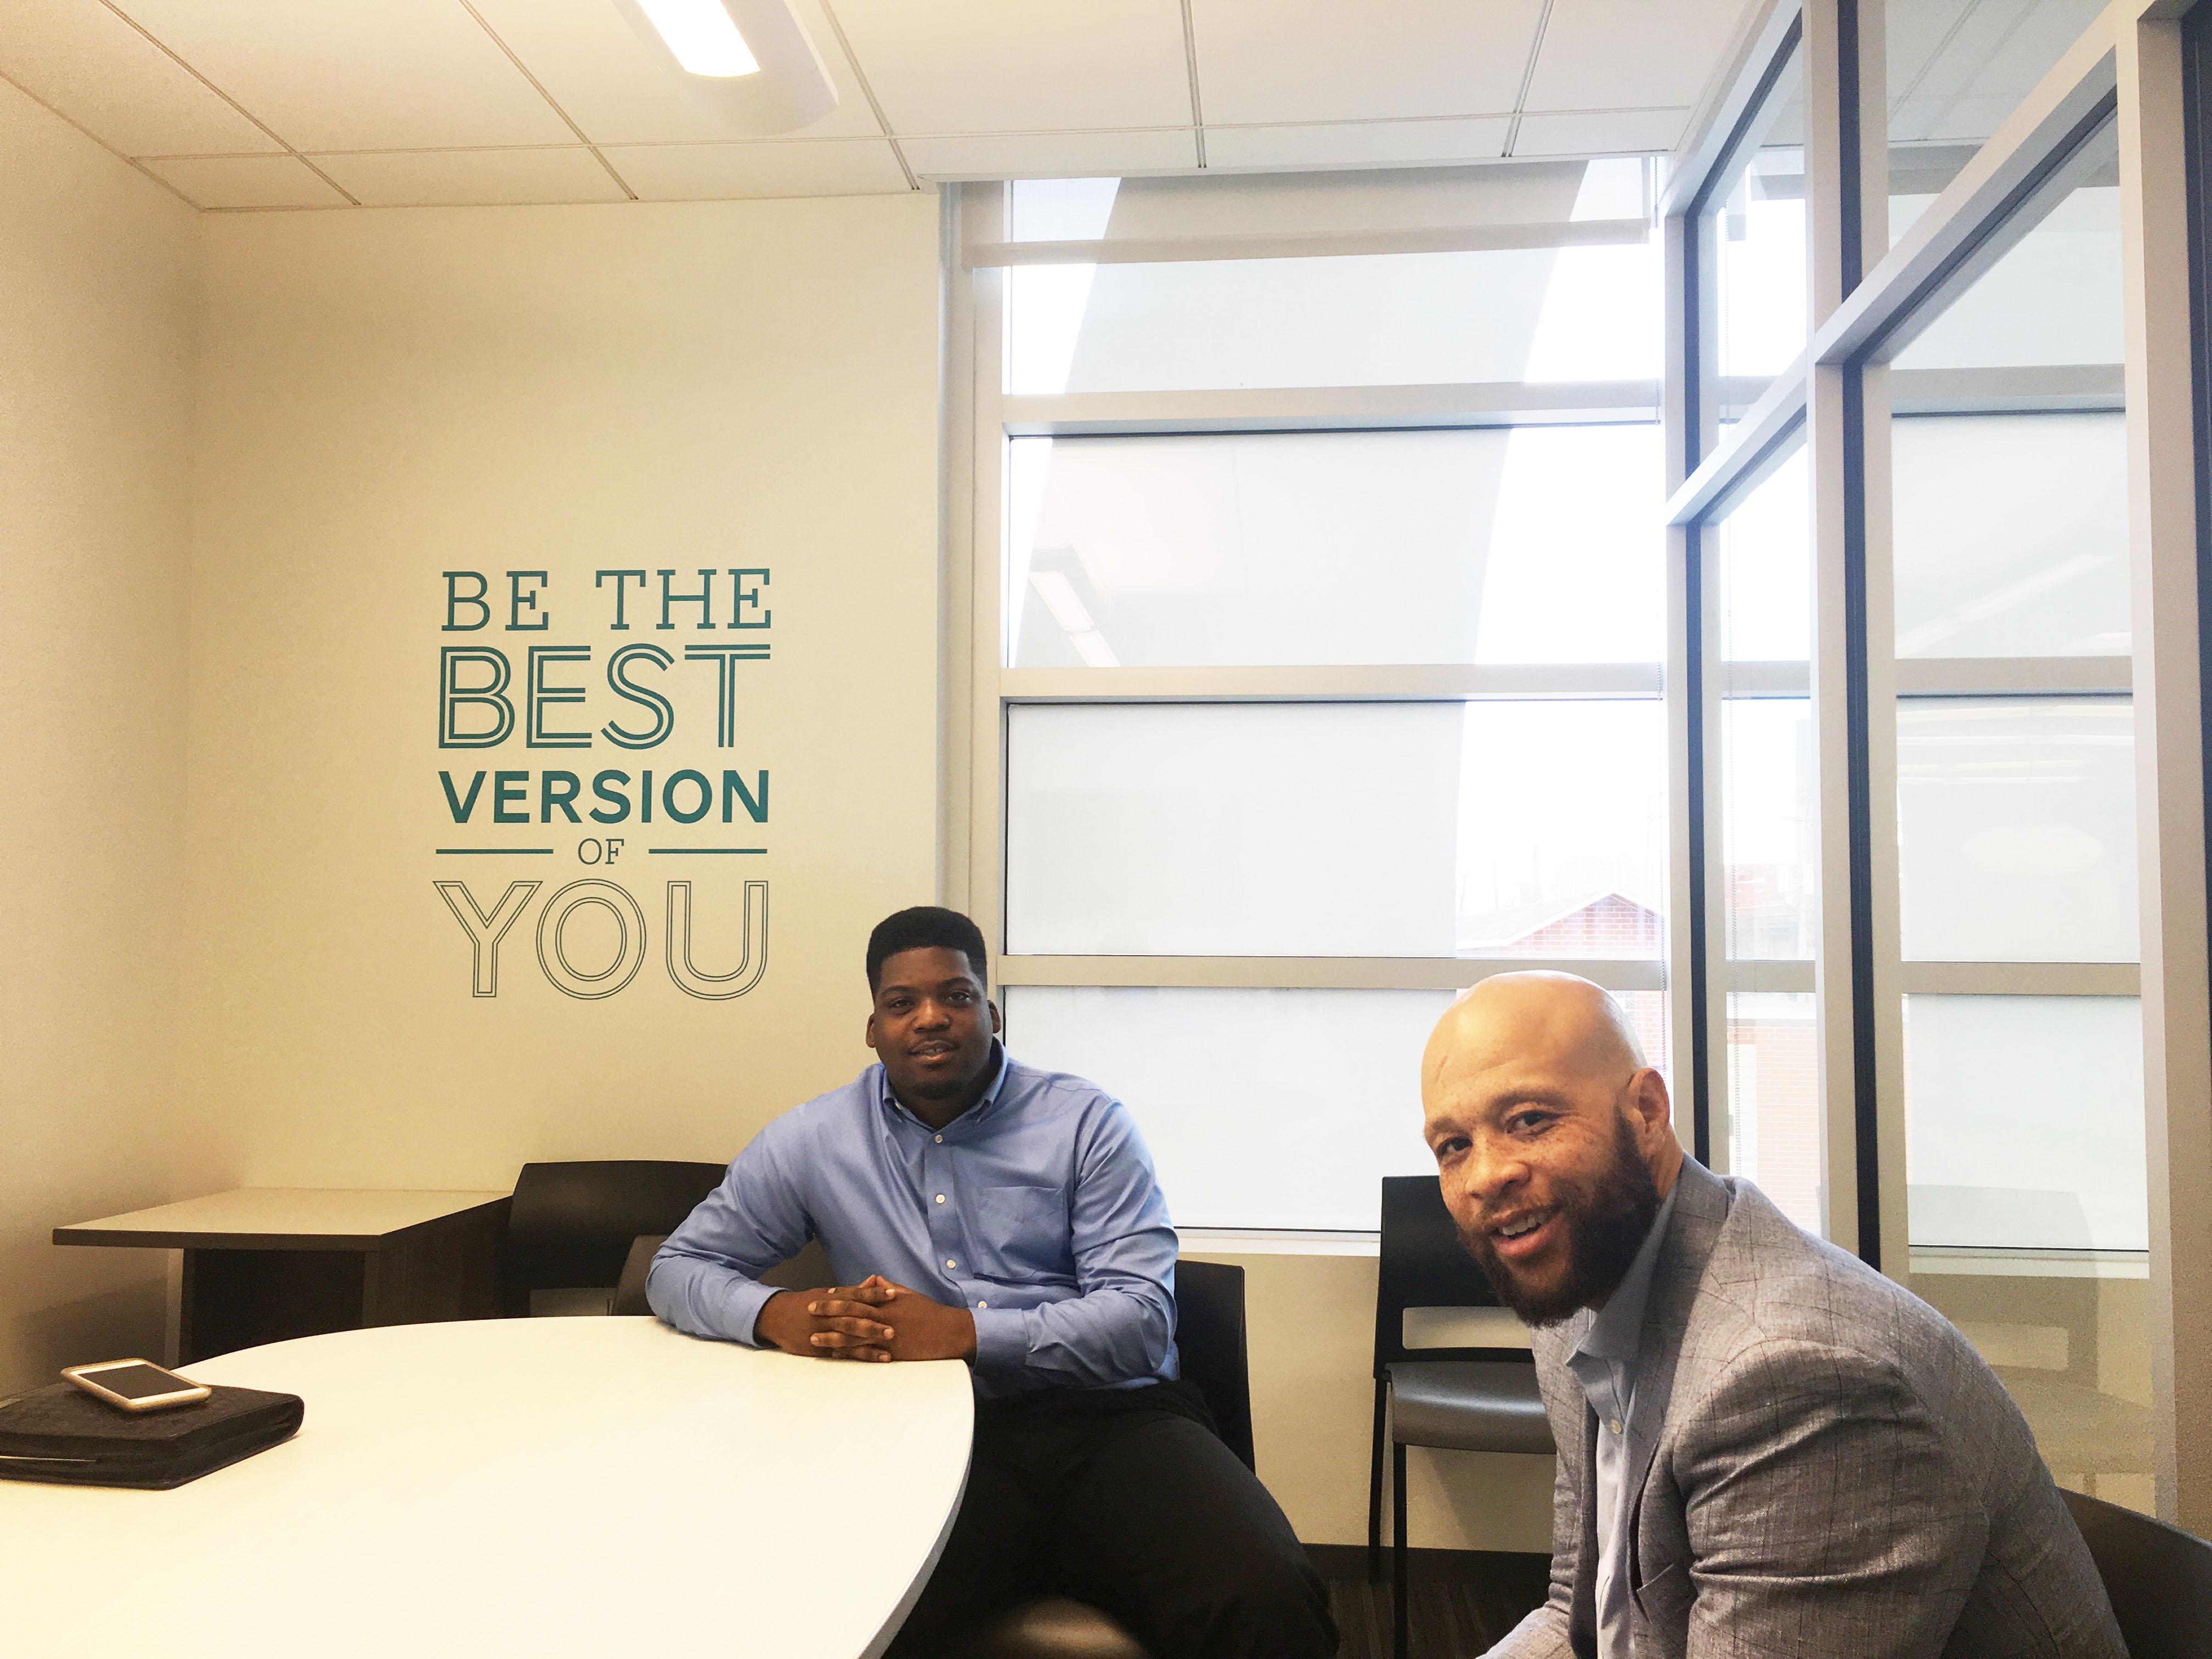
left=1661, top=1, right=2192, bottom=1521
left=1882, top=113, right=2147, bottom=1508
left=955, top=0, right=2212, bottom=1527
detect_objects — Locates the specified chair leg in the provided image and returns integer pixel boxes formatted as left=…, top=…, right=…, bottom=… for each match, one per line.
left=1368, top=1378, right=1387, bottom=1581
left=1392, top=1441, right=1409, bottom=1659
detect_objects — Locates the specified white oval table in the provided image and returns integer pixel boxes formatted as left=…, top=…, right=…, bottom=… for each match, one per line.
left=0, top=1317, right=974, bottom=1659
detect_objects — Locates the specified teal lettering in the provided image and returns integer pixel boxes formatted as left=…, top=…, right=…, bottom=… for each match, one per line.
left=439, top=647, right=513, bottom=748
left=507, top=571, right=550, bottom=631
left=590, top=770, right=632, bottom=825
left=542, top=771, right=582, bottom=823
left=721, top=770, right=769, bottom=824
left=601, top=643, right=673, bottom=749
left=439, top=770, right=487, bottom=823
left=443, top=571, right=490, bottom=631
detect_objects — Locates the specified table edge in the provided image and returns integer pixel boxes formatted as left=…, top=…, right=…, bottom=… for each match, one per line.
left=53, top=1195, right=511, bottom=1252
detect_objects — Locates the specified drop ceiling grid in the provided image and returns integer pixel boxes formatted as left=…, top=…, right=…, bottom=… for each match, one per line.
left=0, top=0, right=1929, bottom=206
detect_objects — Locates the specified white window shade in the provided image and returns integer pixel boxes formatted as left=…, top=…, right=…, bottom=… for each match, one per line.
left=1004, top=985, right=1668, bottom=1231
left=1005, top=701, right=1667, bottom=959
left=1896, top=698, right=2137, bottom=963
left=1007, top=427, right=1664, bottom=669
left=1904, top=995, right=2146, bottom=1251
left=1892, top=413, right=2129, bottom=658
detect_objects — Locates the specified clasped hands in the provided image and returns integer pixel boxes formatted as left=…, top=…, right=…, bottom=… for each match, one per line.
left=754, top=1273, right=978, bottom=1364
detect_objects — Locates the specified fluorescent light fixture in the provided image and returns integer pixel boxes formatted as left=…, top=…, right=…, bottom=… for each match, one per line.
left=1030, top=572, right=1095, bottom=635
left=633, top=0, right=759, bottom=77
left=613, top=0, right=837, bottom=134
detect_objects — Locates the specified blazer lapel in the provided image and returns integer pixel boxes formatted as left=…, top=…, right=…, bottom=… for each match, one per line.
left=1620, top=1160, right=1731, bottom=1529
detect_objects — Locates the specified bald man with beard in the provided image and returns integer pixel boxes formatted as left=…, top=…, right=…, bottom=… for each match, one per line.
left=1421, top=972, right=2123, bottom=1659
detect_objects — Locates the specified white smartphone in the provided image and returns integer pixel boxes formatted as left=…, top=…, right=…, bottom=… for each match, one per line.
left=61, top=1359, right=212, bottom=1413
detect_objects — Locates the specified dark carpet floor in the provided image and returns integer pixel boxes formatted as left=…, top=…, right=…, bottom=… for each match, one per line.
left=1308, top=1545, right=1552, bottom=1659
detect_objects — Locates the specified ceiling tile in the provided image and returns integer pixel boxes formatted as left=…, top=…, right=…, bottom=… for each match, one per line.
left=1190, top=0, right=1542, bottom=126
left=831, top=0, right=1191, bottom=135
left=0, top=0, right=278, bottom=155
left=1887, top=0, right=1979, bottom=106
left=607, top=137, right=909, bottom=200
left=1511, top=108, right=1688, bottom=157
left=144, top=153, right=348, bottom=208
left=465, top=0, right=880, bottom=145
left=901, top=128, right=1198, bottom=182
left=111, top=0, right=575, bottom=151
left=1204, top=118, right=1511, bottom=173
left=1959, top=0, right=2106, bottom=102
left=1522, top=0, right=1749, bottom=113
left=311, top=146, right=629, bottom=206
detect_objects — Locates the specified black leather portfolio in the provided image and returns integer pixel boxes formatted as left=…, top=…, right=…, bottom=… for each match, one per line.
left=0, top=1382, right=303, bottom=1489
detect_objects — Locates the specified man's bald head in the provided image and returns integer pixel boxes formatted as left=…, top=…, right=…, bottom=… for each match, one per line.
left=1424, top=972, right=1647, bottom=1103
left=1420, top=972, right=1680, bottom=1324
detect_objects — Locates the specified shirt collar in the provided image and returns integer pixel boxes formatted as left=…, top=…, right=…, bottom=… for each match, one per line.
left=877, top=1040, right=1010, bottom=1133
left=1573, top=1173, right=1681, bottom=1367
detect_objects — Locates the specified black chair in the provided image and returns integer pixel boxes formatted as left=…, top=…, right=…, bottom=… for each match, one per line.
left=2063, top=1487, right=2212, bottom=1658
left=1371, top=1175, right=1553, bottom=1659
left=960, top=1257, right=1253, bottom=1659
left=502, top=1160, right=726, bottom=1317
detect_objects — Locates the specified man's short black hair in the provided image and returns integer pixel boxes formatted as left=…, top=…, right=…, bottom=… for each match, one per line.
left=867, top=906, right=989, bottom=992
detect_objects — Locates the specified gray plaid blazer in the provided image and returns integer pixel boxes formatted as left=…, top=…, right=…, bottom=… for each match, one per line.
left=1487, top=1157, right=2125, bottom=1659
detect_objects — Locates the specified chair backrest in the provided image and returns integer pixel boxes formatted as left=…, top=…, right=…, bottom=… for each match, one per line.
left=504, top=1160, right=727, bottom=1316
left=1374, top=1174, right=1519, bottom=1374
left=2063, top=1487, right=2212, bottom=1659
left=1174, top=1258, right=1255, bottom=1472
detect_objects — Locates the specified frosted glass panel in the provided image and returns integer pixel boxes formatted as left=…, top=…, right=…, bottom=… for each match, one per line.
left=1725, top=992, right=1822, bottom=1233
left=1715, top=446, right=1810, bottom=662
left=1006, top=701, right=1667, bottom=957
left=1897, top=699, right=2137, bottom=962
left=1004, top=985, right=1668, bottom=1230
left=1008, top=238, right=1662, bottom=394
left=1723, top=701, right=1815, bottom=960
left=1905, top=995, right=2145, bottom=1250
left=1006, top=428, right=1664, bottom=669
left=1893, top=414, right=2129, bottom=657
left=1893, top=140, right=2119, bottom=370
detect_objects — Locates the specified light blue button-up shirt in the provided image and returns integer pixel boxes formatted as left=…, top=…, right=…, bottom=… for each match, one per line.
left=646, top=1046, right=1180, bottom=1398
left=1564, top=1178, right=1681, bottom=1659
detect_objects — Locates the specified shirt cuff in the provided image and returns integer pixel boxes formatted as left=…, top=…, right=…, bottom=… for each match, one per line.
left=718, top=1276, right=778, bottom=1348
left=970, top=1306, right=1029, bottom=1379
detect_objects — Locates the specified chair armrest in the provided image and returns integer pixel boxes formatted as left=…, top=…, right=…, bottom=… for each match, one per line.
left=612, top=1233, right=669, bottom=1317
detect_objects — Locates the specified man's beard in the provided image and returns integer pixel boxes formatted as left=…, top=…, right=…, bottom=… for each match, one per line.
left=1459, top=1109, right=1662, bottom=1328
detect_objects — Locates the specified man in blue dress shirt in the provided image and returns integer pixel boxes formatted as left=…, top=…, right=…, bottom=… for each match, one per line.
left=648, top=906, right=1336, bottom=1659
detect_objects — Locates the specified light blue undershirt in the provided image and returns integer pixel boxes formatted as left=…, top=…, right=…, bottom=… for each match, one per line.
left=646, top=1044, right=1180, bottom=1398
left=1564, top=1177, right=1682, bottom=1659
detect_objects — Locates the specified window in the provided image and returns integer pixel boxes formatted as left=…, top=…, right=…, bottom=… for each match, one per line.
left=959, top=165, right=1674, bottom=1231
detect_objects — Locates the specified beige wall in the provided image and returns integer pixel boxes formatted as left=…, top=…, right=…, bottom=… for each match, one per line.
left=180, top=194, right=943, bottom=1190
left=0, top=83, right=213, bottom=1393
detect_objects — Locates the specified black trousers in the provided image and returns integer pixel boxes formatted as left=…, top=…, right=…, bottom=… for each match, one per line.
left=885, top=1380, right=1339, bottom=1659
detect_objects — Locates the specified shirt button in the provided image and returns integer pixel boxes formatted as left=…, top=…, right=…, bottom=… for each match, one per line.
left=1607, top=1418, right=1624, bottom=1436
left=934, top=1135, right=943, bottom=1143
left=945, top=1258, right=957, bottom=1270
left=977, top=1300, right=989, bottom=1310
left=935, top=1194, right=946, bottom=1204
